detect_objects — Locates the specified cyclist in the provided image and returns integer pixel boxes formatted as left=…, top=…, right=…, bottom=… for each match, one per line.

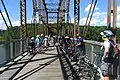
left=28, top=37, right=35, bottom=54
left=64, top=35, right=71, bottom=54
left=43, top=35, right=49, bottom=50
left=76, top=34, right=85, bottom=56
left=100, top=30, right=115, bottom=80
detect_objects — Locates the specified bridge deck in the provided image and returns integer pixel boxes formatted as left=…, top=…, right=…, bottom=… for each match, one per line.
left=0, top=47, right=64, bottom=80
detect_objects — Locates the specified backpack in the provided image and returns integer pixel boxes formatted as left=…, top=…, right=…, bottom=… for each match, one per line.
left=109, top=41, right=119, bottom=57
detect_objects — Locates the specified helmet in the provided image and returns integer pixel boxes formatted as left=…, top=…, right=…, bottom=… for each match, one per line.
left=36, top=35, right=39, bottom=38
left=100, top=30, right=113, bottom=38
left=77, top=34, right=79, bottom=36
left=31, top=37, right=34, bottom=40
left=41, top=34, right=43, bottom=36
left=45, top=35, right=48, bottom=38
left=65, top=36, right=69, bottom=38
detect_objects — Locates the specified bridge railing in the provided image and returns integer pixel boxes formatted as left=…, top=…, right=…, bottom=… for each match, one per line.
left=85, top=40, right=120, bottom=79
left=0, top=39, right=29, bottom=67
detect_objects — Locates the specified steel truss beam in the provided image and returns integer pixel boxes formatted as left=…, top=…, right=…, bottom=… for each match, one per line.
left=66, top=0, right=70, bottom=23
left=0, top=9, right=13, bottom=38
left=83, top=0, right=97, bottom=37
left=37, top=9, right=66, bottom=13
left=46, top=3, right=59, bottom=6
left=74, top=0, right=80, bottom=38
left=42, top=0, right=48, bottom=35
left=66, top=0, right=70, bottom=35
left=1, top=0, right=16, bottom=39
left=32, top=0, right=37, bottom=36
left=57, top=0, right=66, bottom=36
left=20, top=0, right=26, bottom=52
left=37, top=0, right=48, bottom=35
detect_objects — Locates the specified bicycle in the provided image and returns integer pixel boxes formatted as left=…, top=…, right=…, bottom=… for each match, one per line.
left=74, top=51, right=103, bottom=80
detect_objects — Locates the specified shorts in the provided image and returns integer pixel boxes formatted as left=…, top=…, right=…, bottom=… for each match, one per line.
left=36, top=44, right=40, bottom=48
left=101, top=60, right=112, bottom=76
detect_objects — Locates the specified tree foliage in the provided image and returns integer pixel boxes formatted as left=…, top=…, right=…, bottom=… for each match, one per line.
left=0, top=23, right=120, bottom=43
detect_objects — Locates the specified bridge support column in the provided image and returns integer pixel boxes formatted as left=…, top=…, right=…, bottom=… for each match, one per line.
left=74, top=0, right=80, bottom=38
left=20, top=0, right=26, bottom=52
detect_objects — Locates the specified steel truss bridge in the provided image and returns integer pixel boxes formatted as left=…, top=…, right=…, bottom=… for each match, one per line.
left=0, top=0, right=119, bottom=80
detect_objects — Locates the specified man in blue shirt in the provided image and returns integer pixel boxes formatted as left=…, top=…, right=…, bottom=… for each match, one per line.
left=76, top=34, right=85, bottom=56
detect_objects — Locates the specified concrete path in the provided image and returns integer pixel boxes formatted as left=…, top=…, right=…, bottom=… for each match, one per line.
left=0, top=47, right=64, bottom=80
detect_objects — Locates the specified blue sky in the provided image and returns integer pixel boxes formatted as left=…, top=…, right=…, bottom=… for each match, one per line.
left=0, top=0, right=120, bottom=30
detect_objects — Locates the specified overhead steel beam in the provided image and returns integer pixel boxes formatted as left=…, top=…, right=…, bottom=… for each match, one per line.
left=42, top=16, right=63, bottom=19
left=37, top=9, right=66, bottom=13
left=47, top=9, right=66, bottom=13
left=46, top=3, right=59, bottom=6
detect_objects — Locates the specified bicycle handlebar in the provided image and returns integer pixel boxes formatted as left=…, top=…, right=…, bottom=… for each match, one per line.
left=93, top=52, right=103, bottom=56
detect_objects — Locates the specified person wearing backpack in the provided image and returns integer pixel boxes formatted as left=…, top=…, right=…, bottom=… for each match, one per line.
left=100, top=30, right=115, bottom=80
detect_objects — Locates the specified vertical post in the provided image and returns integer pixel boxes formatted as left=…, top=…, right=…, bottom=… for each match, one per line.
left=20, top=0, right=26, bottom=52
left=91, top=45, right=94, bottom=63
left=74, top=0, right=76, bottom=38
left=38, top=0, right=41, bottom=35
left=66, top=0, right=70, bottom=35
left=47, top=12, right=49, bottom=35
left=113, top=0, right=117, bottom=44
left=119, top=48, right=120, bottom=79
left=57, top=12, right=59, bottom=36
left=10, top=42, right=13, bottom=58
left=74, top=0, right=80, bottom=38
left=107, top=0, right=111, bottom=29
left=113, top=0, right=118, bottom=79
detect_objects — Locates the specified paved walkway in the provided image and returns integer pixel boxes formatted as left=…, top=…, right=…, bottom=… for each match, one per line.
left=0, top=47, right=64, bottom=80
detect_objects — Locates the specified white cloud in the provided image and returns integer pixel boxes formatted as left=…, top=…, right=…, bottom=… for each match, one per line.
left=85, top=4, right=99, bottom=12
left=12, top=20, right=20, bottom=26
left=0, top=11, right=7, bottom=30
left=117, top=6, right=120, bottom=14
left=0, top=12, right=7, bottom=19
left=79, top=6, right=120, bottom=27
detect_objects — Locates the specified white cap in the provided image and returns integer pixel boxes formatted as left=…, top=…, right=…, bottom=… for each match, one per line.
left=65, top=36, right=69, bottom=38
left=41, top=34, right=43, bottom=36
left=31, top=37, right=34, bottom=40
left=36, top=35, right=39, bottom=38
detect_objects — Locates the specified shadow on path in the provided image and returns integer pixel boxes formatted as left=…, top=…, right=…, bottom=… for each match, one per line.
left=57, top=46, right=80, bottom=80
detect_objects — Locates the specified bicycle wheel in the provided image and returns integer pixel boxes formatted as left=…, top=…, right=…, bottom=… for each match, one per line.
left=93, top=69, right=101, bottom=80
left=78, top=67, right=94, bottom=80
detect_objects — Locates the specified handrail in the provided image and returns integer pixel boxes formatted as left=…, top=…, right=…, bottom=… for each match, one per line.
left=0, top=38, right=29, bottom=67
left=84, top=40, right=120, bottom=49
left=0, top=38, right=29, bottom=44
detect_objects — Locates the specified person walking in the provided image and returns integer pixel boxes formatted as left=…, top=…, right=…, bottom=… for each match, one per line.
left=35, top=35, right=40, bottom=52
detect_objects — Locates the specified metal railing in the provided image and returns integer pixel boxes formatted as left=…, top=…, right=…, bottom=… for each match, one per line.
left=84, top=40, right=120, bottom=79
left=0, top=39, right=29, bottom=67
